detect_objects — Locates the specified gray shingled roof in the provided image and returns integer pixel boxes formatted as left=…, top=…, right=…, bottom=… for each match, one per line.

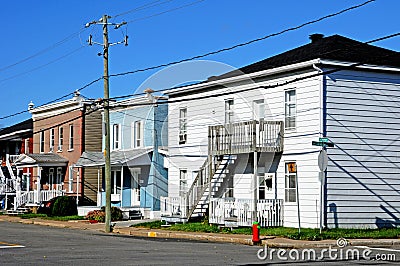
left=76, top=148, right=153, bottom=167
left=217, top=34, right=400, bottom=79
left=14, top=153, right=69, bottom=167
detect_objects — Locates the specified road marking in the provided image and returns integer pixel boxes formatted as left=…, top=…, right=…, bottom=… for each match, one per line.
left=354, top=246, right=400, bottom=253
left=0, top=241, right=25, bottom=249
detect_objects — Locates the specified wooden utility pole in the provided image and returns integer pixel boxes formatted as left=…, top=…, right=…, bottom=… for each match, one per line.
left=102, top=14, right=112, bottom=233
left=86, top=15, right=128, bottom=233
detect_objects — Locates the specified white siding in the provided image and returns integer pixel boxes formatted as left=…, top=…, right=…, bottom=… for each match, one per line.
left=168, top=69, right=323, bottom=228
left=325, top=70, right=400, bottom=229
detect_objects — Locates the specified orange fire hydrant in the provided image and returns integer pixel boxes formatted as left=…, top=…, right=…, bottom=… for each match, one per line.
left=252, top=221, right=261, bottom=244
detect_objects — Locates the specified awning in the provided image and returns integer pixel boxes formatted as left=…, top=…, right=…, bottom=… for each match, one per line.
left=75, top=148, right=153, bottom=168
left=14, top=153, right=69, bottom=168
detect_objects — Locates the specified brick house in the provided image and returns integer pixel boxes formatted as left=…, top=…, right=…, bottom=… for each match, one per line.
left=15, top=91, right=102, bottom=206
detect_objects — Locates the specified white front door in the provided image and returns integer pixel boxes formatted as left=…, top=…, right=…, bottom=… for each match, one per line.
left=131, top=170, right=140, bottom=206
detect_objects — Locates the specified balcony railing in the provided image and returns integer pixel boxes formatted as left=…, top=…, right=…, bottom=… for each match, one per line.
left=209, top=120, right=283, bottom=156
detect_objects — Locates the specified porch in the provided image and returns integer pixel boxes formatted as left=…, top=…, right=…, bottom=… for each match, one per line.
left=161, top=196, right=283, bottom=227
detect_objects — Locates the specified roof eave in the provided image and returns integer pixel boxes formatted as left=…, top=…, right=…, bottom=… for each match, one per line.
left=164, top=59, right=321, bottom=96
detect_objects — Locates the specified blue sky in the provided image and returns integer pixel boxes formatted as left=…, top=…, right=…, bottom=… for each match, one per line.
left=1, top=0, right=399, bottom=127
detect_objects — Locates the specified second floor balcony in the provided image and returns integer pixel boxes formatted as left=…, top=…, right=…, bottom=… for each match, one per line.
left=209, top=120, right=284, bottom=156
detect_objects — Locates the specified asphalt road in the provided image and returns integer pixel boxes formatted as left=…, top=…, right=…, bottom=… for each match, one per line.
left=0, top=221, right=399, bottom=265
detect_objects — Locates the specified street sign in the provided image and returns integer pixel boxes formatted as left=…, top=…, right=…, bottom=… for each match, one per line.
left=312, top=141, right=324, bottom=146
left=318, top=150, right=328, bottom=171
left=312, top=141, right=334, bottom=147
left=319, top=137, right=329, bottom=143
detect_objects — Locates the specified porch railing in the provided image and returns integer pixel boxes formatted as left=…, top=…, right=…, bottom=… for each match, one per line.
left=160, top=196, right=187, bottom=218
left=209, top=198, right=283, bottom=227
left=13, top=190, right=65, bottom=209
left=209, top=120, right=283, bottom=156
left=0, top=179, right=16, bottom=194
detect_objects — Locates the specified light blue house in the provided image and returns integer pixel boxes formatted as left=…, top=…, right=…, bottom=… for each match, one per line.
left=77, top=91, right=168, bottom=218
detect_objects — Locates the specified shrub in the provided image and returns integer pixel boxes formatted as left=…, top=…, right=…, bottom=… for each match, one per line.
left=86, top=207, right=123, bottom=222
left=50, top=196, right=78, bottom=217
left=101, top=206, right=123, bottom=221
left=86, top=210, right=106, bottom=222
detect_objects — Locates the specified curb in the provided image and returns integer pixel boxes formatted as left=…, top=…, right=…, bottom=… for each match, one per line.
left=1, top=216, right=399, bottom=248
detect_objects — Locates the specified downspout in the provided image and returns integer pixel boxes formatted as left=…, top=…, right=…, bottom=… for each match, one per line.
left=313, top=63, right=326, bottom=231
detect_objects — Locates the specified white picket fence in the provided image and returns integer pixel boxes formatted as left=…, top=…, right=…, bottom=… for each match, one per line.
left=161, top=196, right=283, bottom=227
left=209, top=198, right=283, bottom=227
left=160, top=196, right=187, bottom=218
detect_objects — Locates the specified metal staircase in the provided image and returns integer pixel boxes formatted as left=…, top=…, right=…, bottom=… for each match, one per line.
left=185, top=155, right=235, bottom=220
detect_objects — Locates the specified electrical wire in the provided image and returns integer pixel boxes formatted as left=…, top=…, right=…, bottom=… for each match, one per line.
left=112, top=0, right=174, bottom=18
left=109, top=32, right=400, bottom=108
left=123, top=0, right=205, bottom=24
left=0, top=0, right=378, bottom=122
left=109, top=0, right=376, bottom=78
left=0, top=28, right=88, bottom=73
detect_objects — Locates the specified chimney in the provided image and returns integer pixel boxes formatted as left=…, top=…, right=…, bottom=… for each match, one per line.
left=309, top=33, right=324, bottom=43
left=144, top=88, right=155, bottom=103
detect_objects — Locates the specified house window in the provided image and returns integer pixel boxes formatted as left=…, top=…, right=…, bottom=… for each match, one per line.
left=69, top=124, right=74, bottom=150
left=56, top=167, right=64, bottom=190
left=179, top=108, right=187, bottom=144
left=285, top=162, right=297, bottom=203
left=225, top=99, right=234, bottom=124
left=258, top=173, right=273, bottom=200
left=111, top=170, right=122, bottom=195
left=68, top=166, right=73, bottom=192
left=133, top=121, right=143, bottom=148
left=285, top=89, right=296, bottom=129
left=40, top=131, right=45, bottom=153
left=50, top=128, right=55, bottom=152
left=58, top=127, right=63, bottom=151
left=179, top=169, right=187, bottom=197
left=113, top=124, right=120, bottom=150
left=49, top=168, right=54, bottom=187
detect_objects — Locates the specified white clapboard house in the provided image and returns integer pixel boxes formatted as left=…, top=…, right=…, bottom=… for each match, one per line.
left=160, top=34, right=400, bottom=229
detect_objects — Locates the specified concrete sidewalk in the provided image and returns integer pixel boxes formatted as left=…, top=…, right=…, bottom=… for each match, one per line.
left=1, top=215, right=399, bottom=248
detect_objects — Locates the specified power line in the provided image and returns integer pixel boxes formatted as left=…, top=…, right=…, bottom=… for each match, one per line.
left=0, top=0, right=376, bottom=122
left=110, top=32, right=400, bottom=109
left=0, top=77, right=103, bottom=121
left=112, top=0, right=174, bottom=18
left=109, top=0, right=376, bottom=78
left=0, top=28, right=88, bottom=73
left=124, top=0, right=205, bottom=24
left=0, top=46, right=86, bottom=84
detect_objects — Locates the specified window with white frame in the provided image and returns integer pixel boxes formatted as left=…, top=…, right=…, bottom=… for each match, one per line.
left=112, top=124, right=120, bottom=150
left=50, top=128, right=55, bottom=152
left=225, top=99, right=234, bottom=124
left=69, top=124, right=74, bottom=150
left=179, top=169, right=187, bottom=197
left=133, top=121, right=143, bottom=148
left=258, top=173, right=273, bottom=200
left=49, top=168, right=54, bottom=187
left=58, top=127, right=63, bottom=151
left=68, top=167, right=73, bottom=192
left=179, top=108, right=187, bottom=144
left=285, top=162, right=297, bottom=203
left=285, top=89, right=296, bottom=129
left=111, top=170, right=122, bottom=194
left=56, top=167, right=63, bottom=185
left=40, top=131, right=45, bottom=153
